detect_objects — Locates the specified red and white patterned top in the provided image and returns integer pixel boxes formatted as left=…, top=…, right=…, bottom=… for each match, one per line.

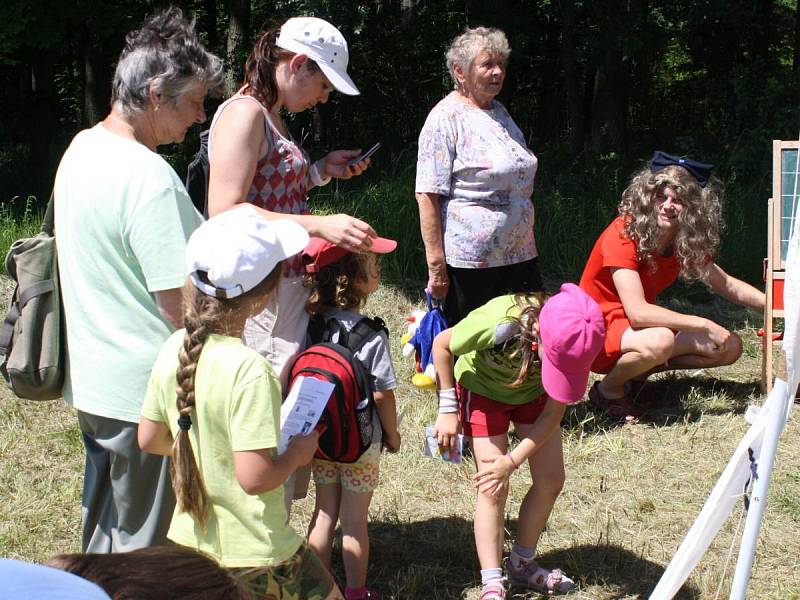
left=210, top=95, right=311, bottom=277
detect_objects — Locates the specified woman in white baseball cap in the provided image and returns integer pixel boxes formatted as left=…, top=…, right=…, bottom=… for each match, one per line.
left=206, top=16, right=375, bottom=389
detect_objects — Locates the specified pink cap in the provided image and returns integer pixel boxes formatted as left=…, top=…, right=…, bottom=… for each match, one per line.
left=302, top=236, right=397, bottom=273
left=538, top=283, right=605, bottom=404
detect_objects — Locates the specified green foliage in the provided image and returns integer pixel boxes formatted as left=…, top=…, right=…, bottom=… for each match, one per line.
left=309, top=167, right=426, bottom=290
left=0, top=0, right=796, bottom=283
left=0, top=197, right=42, bottom=262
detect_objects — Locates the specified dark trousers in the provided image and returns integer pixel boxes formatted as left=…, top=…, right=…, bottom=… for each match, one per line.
left=444, top=257, right=544, bottom=326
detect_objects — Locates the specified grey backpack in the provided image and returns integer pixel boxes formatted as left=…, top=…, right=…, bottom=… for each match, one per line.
left=0, top=196, right=64, bottom=399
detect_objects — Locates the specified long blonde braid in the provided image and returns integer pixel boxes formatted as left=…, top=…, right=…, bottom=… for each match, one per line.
left=172, top=285, right=220, bottom=527
left=171, top=266, right=283, bottom=528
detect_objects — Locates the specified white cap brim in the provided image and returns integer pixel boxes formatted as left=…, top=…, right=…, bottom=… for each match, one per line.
left=270, top=219, right=311, bottom=260
left=318, top=62, right=360, bottom=95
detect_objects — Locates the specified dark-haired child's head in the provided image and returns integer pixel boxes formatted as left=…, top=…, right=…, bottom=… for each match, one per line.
left=47, top=546, right=253, bottom=600
left=302, top=237, right=396, bottom=315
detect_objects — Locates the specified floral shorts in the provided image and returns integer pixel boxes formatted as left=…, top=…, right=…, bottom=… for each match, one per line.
left=312, top=443, right=381, bottom=493
left=230, top=542, right=339, bottom=600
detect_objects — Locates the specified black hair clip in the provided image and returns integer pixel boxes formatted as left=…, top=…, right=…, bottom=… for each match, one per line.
left=177, top=413, right=192, bottom=431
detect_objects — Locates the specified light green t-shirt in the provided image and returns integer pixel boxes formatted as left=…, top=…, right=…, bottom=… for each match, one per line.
left=451, top=294, right=545, bottom=405
left=142, top=331, right=302, bottom=567
left=54, top=124, right=203, bottom=422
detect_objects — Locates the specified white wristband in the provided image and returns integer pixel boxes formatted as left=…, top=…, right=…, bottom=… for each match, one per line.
left=438, top=387, right=458, bottom=414
left=309, top=162, right=332, bottom=187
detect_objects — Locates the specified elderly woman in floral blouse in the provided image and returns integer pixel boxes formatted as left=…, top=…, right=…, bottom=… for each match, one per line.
left=415, top=27, right=541, bottom=325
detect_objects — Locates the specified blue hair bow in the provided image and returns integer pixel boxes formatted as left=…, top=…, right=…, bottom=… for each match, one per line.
left=649, top=151, right=714, bottom=188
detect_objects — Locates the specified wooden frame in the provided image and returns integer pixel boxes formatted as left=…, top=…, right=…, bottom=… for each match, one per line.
left=771, top=140, right=800, bottom=271
left=763, top=139, right=798, bottom=390
left=763, top=198, right=784, bottom=391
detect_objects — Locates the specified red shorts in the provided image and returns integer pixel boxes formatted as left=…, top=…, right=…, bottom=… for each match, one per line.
left=457, top=383, right=547, bottom=438
left=591, top=310, right=630, bottom=374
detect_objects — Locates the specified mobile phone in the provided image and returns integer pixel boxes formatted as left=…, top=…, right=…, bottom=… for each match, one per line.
left=349, top=142, right=381, bottom=165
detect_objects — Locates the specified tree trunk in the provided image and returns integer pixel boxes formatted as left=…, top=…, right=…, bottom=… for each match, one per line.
left=226, top=0, right=251, bottom=96
left=590, top=53, right=629, bottom=155
left=588, top=2, right=631, bottom=155
left=558, top=0, right=586, bottom=156
left=28, top=49, right=59, bottom=199
left=206, top=0, right=218, bottom=50
left=401, top=0, right=418, bottom=26
left=82, top=38, right=110, bottom=127
left=794, top=0, right=800, bottom=110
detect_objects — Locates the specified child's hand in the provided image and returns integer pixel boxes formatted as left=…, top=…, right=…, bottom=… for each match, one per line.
left=288, top=430, right=320, bottom=467
left=383, top=430, right=401, bottom=453
left=472, top=454, right=516, bottom=496
left=433, top=413, right=460, bottom=454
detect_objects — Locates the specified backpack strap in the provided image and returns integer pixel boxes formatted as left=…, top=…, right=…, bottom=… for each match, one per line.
left=345, top=316, right=388, bottom=354
left=41, top=192, right=55, bottom=237
left=185, top=131, right=210, bottom=218
left=0, top=280, right=53, bottom=366
left=307, top=314, right=327, bottom=344
left=309, top=314, right=387, bottom=354
left=307, top=314, right=350, bottom=346
left=0, top=293, right=19, bottom=365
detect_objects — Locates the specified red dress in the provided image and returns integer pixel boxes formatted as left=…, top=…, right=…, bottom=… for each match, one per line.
left=579, top=216, right=680, bottom=373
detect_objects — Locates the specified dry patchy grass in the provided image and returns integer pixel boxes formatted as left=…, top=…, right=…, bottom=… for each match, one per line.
left=1, top=283, right=799, bottom=598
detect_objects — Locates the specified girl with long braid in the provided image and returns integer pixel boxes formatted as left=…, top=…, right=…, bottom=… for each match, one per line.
left=138, top=206, right=344, bottom=600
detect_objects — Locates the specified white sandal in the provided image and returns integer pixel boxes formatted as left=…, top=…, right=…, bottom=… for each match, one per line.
left=478, top=581, right=506, bottom=600
left=505, top=557, right=575, bottom=594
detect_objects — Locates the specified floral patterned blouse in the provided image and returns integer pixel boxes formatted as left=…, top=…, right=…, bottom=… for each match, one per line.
left=415, top=93, right=538, bottom=269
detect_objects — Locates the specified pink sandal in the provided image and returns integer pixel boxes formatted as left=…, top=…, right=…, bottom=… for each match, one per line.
left=588, top=381, right=642, bottom=423
left=505, top=557, right=575, bottom=595
left=478, top=581, right=506, bottom=600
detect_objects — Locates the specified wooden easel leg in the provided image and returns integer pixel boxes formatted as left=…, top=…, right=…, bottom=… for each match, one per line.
left=765, top=311, right=774, bottom=393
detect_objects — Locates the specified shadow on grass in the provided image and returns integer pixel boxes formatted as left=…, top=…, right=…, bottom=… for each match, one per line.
left=531, top=543, right=701, bottom=599
left=566, top=374, right=762, bottom=435
left=328, top=517, right=700, bottom=599
left=328, top=515, right=478, bottom=599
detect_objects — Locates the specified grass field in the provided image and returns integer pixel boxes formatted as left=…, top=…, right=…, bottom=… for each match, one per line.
left=1, top=278, right=798, bottom=599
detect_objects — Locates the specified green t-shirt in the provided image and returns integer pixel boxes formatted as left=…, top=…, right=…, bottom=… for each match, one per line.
left=451, top=295, right=545, bottom=405
left=142, top=331, right=302, bottom=567
left=54, top=124, right=203, bottom=422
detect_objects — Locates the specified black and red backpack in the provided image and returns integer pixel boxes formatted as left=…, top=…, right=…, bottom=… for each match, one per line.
left=289, top=314, right=387, bottom=463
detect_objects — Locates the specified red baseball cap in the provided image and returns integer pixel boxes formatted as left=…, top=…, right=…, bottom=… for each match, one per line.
left=302, top=236, right=397, bottom=273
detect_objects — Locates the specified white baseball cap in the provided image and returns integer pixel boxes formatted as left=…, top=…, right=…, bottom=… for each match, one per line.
left=186, top=205, right=309, bottom=299
left=276, top=17, right=360, bottom=96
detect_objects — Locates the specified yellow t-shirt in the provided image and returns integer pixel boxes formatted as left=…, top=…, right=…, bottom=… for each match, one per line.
left=142, top=331, right=302, bottom=567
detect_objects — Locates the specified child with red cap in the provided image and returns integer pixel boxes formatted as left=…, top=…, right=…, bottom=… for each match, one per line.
left=432, top=284, right=605, bottom=599
left=301, top=235, right=400, bottom=600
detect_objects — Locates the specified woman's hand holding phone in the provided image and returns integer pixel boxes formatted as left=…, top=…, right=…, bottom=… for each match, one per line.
left=319, top=148, right=374, bottom=180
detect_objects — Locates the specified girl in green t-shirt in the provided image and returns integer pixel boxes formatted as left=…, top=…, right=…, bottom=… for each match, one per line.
left=431, top=284, right=604, bottom=599
left=138, top=206, right=344, bottom=600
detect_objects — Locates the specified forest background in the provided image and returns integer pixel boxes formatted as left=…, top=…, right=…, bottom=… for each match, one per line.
left=2, top=0, right=800, bottom=288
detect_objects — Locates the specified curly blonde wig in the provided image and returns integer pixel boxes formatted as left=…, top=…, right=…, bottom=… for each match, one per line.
left=304, top=252, right=373, bottom=316
left=618, top=164, right=723, bottom=282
